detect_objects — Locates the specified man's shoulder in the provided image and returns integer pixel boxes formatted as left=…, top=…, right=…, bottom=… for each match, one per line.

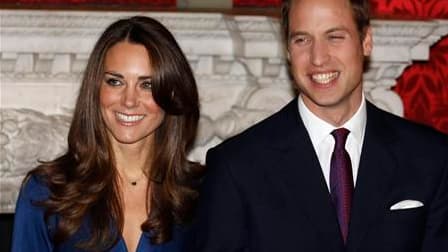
left=211, top=99, right=297, bottom=155
left=368, top=102, right=448, bottom=148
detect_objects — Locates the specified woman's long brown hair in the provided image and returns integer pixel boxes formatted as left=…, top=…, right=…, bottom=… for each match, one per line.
left=27, top=16, right=203, bottom=250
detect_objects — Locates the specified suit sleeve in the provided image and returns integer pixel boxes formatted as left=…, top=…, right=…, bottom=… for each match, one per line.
left=11, top=176, right=54, bottom=252
left=187, top=147, right=248, bottom=252
left=421, top=140, right=448, bottom=251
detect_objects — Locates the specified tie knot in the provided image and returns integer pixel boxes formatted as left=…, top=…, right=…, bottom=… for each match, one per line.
left=331, top=128, right=350, bottom=148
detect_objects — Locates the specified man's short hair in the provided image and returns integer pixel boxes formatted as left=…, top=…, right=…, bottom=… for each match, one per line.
left=281, top=0, right=371, bottom=42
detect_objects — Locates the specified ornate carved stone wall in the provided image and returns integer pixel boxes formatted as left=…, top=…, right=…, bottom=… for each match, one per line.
left=0, top=10, right=446, bottom=212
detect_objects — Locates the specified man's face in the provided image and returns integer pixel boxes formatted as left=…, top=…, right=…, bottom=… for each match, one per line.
left=287, top=0, right=372, bottom=122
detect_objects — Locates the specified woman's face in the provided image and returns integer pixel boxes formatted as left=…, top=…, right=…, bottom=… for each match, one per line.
left=100, top=41, right=165, bottom=150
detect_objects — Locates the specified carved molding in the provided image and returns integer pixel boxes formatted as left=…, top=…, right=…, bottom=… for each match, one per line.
left=1, top=10, right=446, bottom=213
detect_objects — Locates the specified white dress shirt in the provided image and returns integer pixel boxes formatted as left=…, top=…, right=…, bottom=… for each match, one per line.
left=298, top=94, right=367, bottom=190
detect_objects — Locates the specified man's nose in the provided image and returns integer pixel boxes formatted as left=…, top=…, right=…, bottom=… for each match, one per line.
left=310, top=40, right=330, bottom=66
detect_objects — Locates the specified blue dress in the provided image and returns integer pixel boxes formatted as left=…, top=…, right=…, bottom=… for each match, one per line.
left=12, top=175, right=186, bottom=252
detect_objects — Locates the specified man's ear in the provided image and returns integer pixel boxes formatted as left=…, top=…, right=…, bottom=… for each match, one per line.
left=362, top=26, right=373, bottom=56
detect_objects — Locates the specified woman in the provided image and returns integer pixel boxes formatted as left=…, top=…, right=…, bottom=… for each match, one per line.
left=12, top=16, right=203, bottom=252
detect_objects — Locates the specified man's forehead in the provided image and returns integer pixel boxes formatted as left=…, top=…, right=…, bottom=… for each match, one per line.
left=288, top=0, right=357, bottom=28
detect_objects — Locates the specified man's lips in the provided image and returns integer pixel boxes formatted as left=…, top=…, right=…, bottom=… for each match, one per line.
left=310, top=71, right=339, bottom=84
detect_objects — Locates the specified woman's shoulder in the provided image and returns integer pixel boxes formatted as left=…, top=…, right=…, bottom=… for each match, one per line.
left=12, top=174, right=56, bottom=252
left=19, top=173, right=50, bottom=203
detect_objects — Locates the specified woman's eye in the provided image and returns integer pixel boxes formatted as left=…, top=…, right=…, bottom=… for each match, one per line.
left=105, top=78, right=122, bottom=86
left=141, top=81, right=152, bottom=90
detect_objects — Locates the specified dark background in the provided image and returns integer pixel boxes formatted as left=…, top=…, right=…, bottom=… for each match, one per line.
left=1, top=214, right=14, bottom=251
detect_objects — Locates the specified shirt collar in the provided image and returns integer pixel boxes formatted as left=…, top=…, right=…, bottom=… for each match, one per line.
left=298, top=94, right=367, bottom=145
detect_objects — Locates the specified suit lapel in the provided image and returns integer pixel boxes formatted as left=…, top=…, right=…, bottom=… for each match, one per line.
left=268, top=99, right=344, bottom=251
left=346, top=102, right=398, bottom=252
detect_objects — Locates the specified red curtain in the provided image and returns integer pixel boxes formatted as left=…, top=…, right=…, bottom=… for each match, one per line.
left=370, top=0, right=448, bottom=134
left=394, top=38, right=448, bottom=133
left=371, top=0, right=448, bottom=19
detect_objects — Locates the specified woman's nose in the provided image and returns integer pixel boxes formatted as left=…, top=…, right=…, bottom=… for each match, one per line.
left=123, top=85, right=138, bottom=108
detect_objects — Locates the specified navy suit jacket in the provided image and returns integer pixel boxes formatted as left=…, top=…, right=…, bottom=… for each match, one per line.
left=188, top=98, right=448, bottom=252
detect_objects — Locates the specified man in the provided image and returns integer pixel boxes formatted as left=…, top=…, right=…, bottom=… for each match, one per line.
left=189, top=0, right=448, bottom=251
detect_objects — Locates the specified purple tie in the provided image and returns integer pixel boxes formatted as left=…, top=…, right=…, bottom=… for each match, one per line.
left=330, top=128, right=354, bottom=244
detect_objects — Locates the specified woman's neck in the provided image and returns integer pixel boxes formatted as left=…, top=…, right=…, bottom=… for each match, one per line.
left=112, top=141, right=153, bottom=184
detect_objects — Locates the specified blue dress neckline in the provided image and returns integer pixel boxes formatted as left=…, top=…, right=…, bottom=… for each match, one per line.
left=11, top=174, right=186, bottom=252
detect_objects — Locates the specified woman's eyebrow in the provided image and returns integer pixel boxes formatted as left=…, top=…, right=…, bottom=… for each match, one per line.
left=104, top=72, right=152, bottom=80
left=104, top=71, right=123, bottom=78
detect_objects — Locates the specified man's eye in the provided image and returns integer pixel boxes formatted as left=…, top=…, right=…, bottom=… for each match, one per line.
left=292, top=36, right=310, bottom=45
left=105, top=78, right=122, bottom=86
left=141, top=81, right=152, bottom=90
left=328, top=34, right=345, bottom=41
